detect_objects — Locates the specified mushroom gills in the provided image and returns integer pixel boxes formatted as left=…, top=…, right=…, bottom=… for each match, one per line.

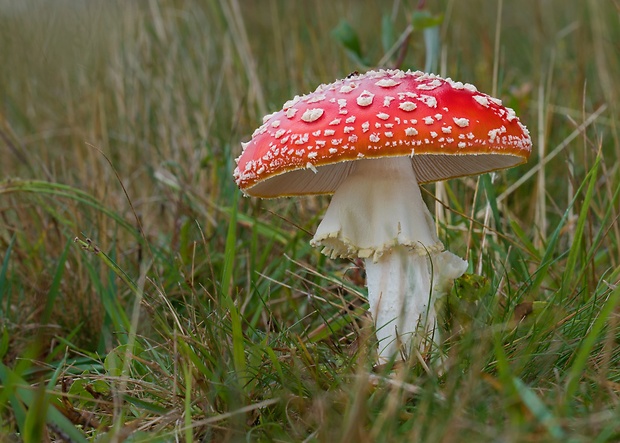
left=310, top=156, right=467, bottom=361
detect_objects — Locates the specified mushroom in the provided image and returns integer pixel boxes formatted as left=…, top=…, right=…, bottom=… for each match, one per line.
left=234, top=69, right=531, bottom=364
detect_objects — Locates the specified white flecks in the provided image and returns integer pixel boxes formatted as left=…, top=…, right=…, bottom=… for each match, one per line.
left=464, top=83, right=477, bottom=93
left=369, top=133, right=380, bottom=143
left=338, top=98, right=347, bottom=109
left=377, top=112, right=390, bottom=120
left=348, top=134, right=358, bottom=143
left=505, top=107, right=517, bottom=121
left=473, top=95, right=490, bottom=107
left=356, top=90, right=375, bottom=107
left=398, top=91, right=418, bottom=100
left=375, top=78, right=401, bottom=88
left=324, top=129, right=336, bottom=136
left=301, top=108, right=324, bottom=123
left=399, top=101, right=417, bottom=112
left=357, top=152, right=365, bottom=158
left=312, top=130, right=321, bottom=136
left=339, top=83, right=357, bottom=93
left=385, top=132, right=394, bottom=138
left=280, top=136, right=290, bottom=144
left=458, top=142, right=467, bottom=148
left=375, top=122, right=382, bottom=128
left=262, top=112, right=275, bottom=123
left=451, top=81, right=464, bottom=89
left=294, top=133, right=309, bottom=145
left=453, top=117, right=470, bottom=128
left=307, top=151, right=318, bottom=159
left=286, top=107, right=298, bottom=119
left=307, top=94, right=326, bottom=104
left=458, top=134, right=466, bottom=140
left=345, top=115, right=356, bottom=123
left=418, top=94, right=438, bottom=108
left=344, top=126, right=355, bottom=133
left=416, top=79, right=442, bottom=90
left=329, top=148, right=338, bottom=154
left=383, top=95, right=395, bottom=107
left=488, top=126, right=507, bottom=142
left=489, top=96, right=503, bottom=106
left=306, top=162, right=318, bottom=173
left=362, top=121, right=370, bottom=132
left=315, top=140, right=326, bottom=146
left=329, top=118, right=341, bottom=126
left=282, top=95, right=300, bottom=111
left=384, top=123, right=394, bottom=128
left=405, top=127, right=418, bottom=136
left=430, top=131, right=438, bottom=138
left=423, top=116, right=435, bottom=125
left=331, top=138, right=343, bottom=146
left=434, top=113, right=443, bottom=120
left=256, top=165, right=265, bottom=175
left=467, top=132, right=475, bottom=140
left=274, top=129, right=286, bottom=139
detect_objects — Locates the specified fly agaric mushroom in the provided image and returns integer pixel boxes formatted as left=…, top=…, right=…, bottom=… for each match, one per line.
left=234, top=69, right=531, bottom=363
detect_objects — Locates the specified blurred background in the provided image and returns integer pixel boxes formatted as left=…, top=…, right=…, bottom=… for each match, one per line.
left=1, top=0, right=619, bottom=440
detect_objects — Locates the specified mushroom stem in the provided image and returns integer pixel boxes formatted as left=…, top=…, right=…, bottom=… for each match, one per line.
left=311, top=157, right=467, bottom=362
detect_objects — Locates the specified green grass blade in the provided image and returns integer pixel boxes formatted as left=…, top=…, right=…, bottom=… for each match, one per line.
left=0, top=234, right=15, bottom=313
left=564, top=280, right=620, bottom=404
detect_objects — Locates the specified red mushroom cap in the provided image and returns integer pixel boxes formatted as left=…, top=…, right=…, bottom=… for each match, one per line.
left=234, top=69, right=531, bottom=198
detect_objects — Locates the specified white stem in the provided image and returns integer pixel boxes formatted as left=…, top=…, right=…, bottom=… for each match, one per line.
left=366, top=248, right=434, bottom=362
left=311, top=157, right=467, bottom=362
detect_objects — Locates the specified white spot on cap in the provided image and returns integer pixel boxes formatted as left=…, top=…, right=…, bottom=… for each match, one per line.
left=453, top=117, right=470, bottom=128
left=458, top=142, right=467, bottom=148
left=377, top=112, right=390, bottom=120
left=385, top=132, right=393, bottom=138
left=362, top=122, right=370, bottom=132
left=262, top=112, right=275, bottom=123
left=307, top=94, right=326, bottom=104
left=418, top=95, right=438, bottom=108
left=416, top=79, right=442, bottom=90
left=473, top=95, right=490, bottom=107
left=348, top=134, right=358, bottom=143
left=375, top=78, right=401, bottom=87
left=323, top=129, right=335, bottom=136
left=434, top=114, right=443, bottom=120
left=339, top=83, right=357, bottom=93
left=301, top=108, right=324, bottom=123
left=344, top=126, right=354, bottom=133
left=338, top=98, right=347, bottom=109
left=329, top=118, right=341, bottom=126
left=430, top=131, right=438, bottom=138
left=271, top=120, right=281, bottom=128
left=441, top=126, right=452, bottom=134
left=464, top=83, right=477, bottom=93
left=274, top=129, right=286, bottom=139
left=383, top=96, right=395, bottom=107
left=329, top=148, right=338, bottom=154
left=356, top=90, right=375, bottom=107
left=399, top=101, right=417, bottom=112
left=423, top=116, right=435, bottom=125
left=369, top=134, right=380, bottom=142
left=345, top=115, right=356, bottom=123
left=283, top=96, right=301, bottom=109
left=286, top=107, right=298, bottom=119
left=405, top=127, right=418, bottom=136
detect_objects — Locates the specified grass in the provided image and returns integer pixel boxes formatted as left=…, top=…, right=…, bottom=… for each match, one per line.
left=1, top=0, right=619, bottom=441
